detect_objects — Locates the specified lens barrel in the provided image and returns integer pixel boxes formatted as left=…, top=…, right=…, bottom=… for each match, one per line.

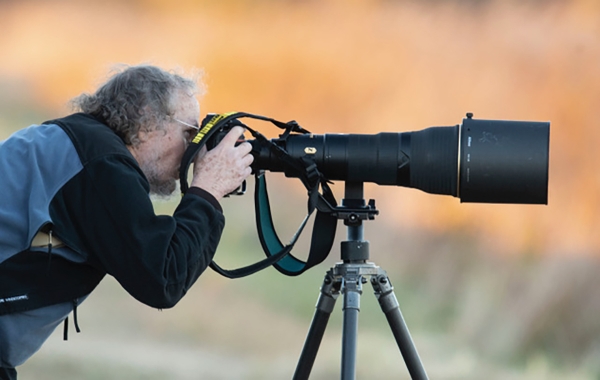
left=251, top=115, right=549, bottom=205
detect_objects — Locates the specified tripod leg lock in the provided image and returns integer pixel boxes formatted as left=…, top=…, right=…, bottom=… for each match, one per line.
left=371, top=274, right=400, bottom=314
left=315, top=273, right=340, bottom=313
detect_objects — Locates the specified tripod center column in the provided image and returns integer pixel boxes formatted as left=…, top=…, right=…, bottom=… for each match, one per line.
left=341, top=182, right=371, bottom=263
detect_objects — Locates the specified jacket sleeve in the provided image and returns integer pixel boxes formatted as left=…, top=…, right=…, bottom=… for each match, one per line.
left=49, top=153, right=225, bottom=309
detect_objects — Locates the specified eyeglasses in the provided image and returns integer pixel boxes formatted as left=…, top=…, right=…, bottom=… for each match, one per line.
left=171, top=117, right=199, bottom=144
left=172, top=118, right=199, bottom=131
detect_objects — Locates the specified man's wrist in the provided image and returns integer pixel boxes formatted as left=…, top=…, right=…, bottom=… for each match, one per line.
left=187, top=187, right=223, bottom=213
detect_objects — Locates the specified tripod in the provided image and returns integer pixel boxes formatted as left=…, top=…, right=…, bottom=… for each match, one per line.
left=293, top=182, right=429, bottom=380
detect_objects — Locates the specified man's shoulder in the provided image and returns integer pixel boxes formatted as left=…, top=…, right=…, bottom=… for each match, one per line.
left=44, top=113, right=131, bottom=165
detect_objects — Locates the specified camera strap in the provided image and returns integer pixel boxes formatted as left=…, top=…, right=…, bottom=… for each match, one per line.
left=179, top=112, right=338, bottom=278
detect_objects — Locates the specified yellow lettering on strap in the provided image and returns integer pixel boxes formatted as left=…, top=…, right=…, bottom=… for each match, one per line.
left=191, top=112, right=237, bottom=144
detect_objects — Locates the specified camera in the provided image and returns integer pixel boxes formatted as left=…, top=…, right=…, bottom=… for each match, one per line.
left=202, top=113, right=549, bottom=204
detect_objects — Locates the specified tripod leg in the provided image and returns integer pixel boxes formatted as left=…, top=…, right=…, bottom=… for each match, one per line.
left=372, top=274, right=429, bottom=380
left=341, top=268, right=363, bottom=380
left=293, top=271, right=340, bottom=380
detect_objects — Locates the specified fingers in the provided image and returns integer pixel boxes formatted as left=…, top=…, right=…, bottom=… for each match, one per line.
left=213, top=126, right=252, bottom=156
left=237, top=140, right=253, bottom=156
left=189, top=126, right=254, bottom=200
left=241, top=148, right=254, bottom=166
left=219, top=126, right=246, bottom=146
left=213, top=126, right=253, bottom=164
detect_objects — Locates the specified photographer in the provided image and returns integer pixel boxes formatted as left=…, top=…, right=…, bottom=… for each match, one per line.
left=0, top=64, right=253, bottom=379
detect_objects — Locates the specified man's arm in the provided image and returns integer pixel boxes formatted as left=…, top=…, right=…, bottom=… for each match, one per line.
left=49, top=154, right=225, bottom=309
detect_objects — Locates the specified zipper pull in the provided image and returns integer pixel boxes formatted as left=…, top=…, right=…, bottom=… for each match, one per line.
left=46, top=230, right=53, bottom=272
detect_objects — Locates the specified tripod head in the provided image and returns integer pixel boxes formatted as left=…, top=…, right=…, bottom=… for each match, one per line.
left=322, top=182, right=378, bottom=263
left=323, top=182, right=378, bottom=226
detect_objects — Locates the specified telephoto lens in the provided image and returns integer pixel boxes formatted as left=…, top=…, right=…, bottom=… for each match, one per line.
left=251, top=113, right=550, bottom=204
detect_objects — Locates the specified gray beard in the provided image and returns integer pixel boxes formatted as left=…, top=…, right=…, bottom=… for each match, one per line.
left=149, top=177, right=177, bottom=197
left=140, top=162, right=177, bottom=197
left=149, top=181, right=180, bottom=203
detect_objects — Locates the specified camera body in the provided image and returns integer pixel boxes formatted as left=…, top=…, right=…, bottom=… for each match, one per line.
left=202, top=114, right=247, bottom=150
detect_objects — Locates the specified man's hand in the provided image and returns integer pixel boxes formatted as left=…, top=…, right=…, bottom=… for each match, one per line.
left=190, top=126, right=254, bottom=201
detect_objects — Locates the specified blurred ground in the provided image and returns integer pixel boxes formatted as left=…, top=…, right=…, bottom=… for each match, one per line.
left=15, top=275, right=595, bottom=380
left=1, top=0, right=600, bottom=378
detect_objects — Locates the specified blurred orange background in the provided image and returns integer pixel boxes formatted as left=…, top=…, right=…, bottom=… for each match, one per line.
left=1, top=0, right=598, bottom=256
left=1, top=0, right=599, bottom=379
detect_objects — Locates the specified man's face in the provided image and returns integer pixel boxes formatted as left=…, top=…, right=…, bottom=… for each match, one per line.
left=132, top=92, right=200, bottom=196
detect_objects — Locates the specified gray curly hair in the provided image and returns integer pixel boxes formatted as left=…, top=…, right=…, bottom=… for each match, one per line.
left=71, top=65, right=203, bottom=146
